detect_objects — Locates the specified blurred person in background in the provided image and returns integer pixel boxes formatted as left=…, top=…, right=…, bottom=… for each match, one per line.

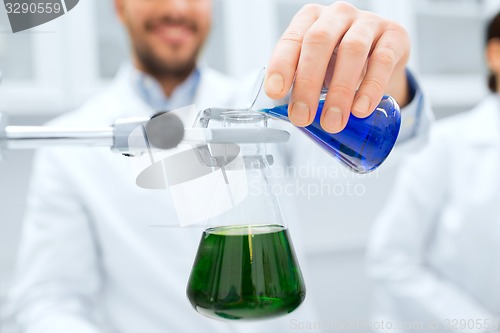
left=367, top=11, right=500, bottom=333
left=6, top=1, right=430, bottom=333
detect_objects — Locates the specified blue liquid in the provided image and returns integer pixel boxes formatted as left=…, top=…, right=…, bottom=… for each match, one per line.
left=262, top=96, right=401, bottom=173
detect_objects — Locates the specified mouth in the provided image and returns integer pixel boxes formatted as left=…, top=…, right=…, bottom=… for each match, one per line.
left=149, top=20, right=196, bottom=46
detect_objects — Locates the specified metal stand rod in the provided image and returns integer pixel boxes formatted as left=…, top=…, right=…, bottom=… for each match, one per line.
left=0, top=112, right=290, bottom=162
left=5, top=126, right=114, bottom=149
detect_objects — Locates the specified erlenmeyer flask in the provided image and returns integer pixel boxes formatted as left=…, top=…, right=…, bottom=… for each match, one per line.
left=186, top=111, right=305, bottom=321
left=249, top=70, right=401, bottom=174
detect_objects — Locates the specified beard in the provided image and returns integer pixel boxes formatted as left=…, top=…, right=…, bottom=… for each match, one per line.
left=134, top=42, right=199, bottom=80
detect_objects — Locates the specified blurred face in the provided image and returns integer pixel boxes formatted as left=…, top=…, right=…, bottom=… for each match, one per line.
left=115, top=0, right=212, bottom=78
left=487, top=38, right=500, bottom=92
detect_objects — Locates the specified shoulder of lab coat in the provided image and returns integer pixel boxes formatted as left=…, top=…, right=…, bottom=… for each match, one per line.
left=366, top=95, right=500, bottom=330
left=438, top=94, right=500, bottom=145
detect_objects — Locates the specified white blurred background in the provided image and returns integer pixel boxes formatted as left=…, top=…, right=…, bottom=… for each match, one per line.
left=0, top=0, right=496, bottom=332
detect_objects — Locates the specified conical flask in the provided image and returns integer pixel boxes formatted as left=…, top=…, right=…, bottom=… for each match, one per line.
left=250, top=70, right=401, bottom=174
left=186, top=111, right=305, bottom=321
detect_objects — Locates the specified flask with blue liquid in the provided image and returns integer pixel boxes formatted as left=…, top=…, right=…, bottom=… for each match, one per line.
left=250, top=70, right=401, bottom=174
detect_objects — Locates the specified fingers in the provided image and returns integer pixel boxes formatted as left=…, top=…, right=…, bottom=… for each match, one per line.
left=352, top=27, right=410, bottom=119
left=266, top=1, right=411, bottom=133
left=322, top=18, right=409, bottom=132
left=264, top=4, right=321, bottom=100
left=321, top=16, right=381, bottom=132
left=289, top=6, right=353, bottom=127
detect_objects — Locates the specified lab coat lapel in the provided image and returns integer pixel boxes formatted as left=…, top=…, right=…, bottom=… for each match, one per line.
left=109, top=64, right=158, bottom=119
left=194, top=66, right=232, bottom=111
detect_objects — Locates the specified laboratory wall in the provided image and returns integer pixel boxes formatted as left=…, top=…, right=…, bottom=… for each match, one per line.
left=0, top=0, right=496, bottom=332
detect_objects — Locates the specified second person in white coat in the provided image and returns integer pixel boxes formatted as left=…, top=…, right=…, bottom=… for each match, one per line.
left=367, top=10, right=500, bottom=333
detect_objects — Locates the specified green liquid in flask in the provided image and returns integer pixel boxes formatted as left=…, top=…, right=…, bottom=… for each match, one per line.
left=186, top=224, right=306, bottom=320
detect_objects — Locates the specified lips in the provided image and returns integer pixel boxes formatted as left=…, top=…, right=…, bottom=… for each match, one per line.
left=151, top=22, right=196, bottom=46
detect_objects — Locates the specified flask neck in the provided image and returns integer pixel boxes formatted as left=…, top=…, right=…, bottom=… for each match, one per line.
left=221, top=111, right=268, bottom=157
left=253, top=90, right=328, bottom=123
left=251, top=89, right=289, bottom=113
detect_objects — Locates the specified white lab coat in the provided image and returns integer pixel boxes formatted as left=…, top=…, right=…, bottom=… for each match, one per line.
left=367, top=94, right=500, bottom=332
left=7, top=64, right=429, bottom=333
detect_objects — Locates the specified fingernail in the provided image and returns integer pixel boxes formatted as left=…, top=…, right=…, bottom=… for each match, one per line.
left=290, top=102, right=310, bottom=126
left=323, top=107, right=343, bottom=132
left=353, top=95, right=371, bottom=116
left=265, top=73, right=284, bottom=96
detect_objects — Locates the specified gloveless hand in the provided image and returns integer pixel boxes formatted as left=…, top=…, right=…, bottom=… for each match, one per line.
left=265, top=1, right=410, bottom=133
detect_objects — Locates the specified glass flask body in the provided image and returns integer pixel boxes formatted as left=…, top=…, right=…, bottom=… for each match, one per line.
left=186, top=111, right=305, bottom=321
left=247, top=69, right=401, bottom=173
left=261, top=96, right=401, bottom=174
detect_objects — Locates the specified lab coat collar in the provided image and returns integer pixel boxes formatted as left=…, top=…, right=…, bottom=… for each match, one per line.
left=111, top=62, right=237, bottom=119
left=462, top=94, right=500, bottom=146
left=108, top=63, right=157, bottom=118
left=128, top=64, right=200, bottom=112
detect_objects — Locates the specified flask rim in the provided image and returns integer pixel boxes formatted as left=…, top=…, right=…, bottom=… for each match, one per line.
left=221, top=110, right=268, bottom=124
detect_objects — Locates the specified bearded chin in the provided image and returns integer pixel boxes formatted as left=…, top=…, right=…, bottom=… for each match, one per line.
left=135, top=44, right=199, bottom=79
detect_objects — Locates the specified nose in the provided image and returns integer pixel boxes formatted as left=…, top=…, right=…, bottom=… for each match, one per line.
left=155, top=0, right=190, bottom=17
